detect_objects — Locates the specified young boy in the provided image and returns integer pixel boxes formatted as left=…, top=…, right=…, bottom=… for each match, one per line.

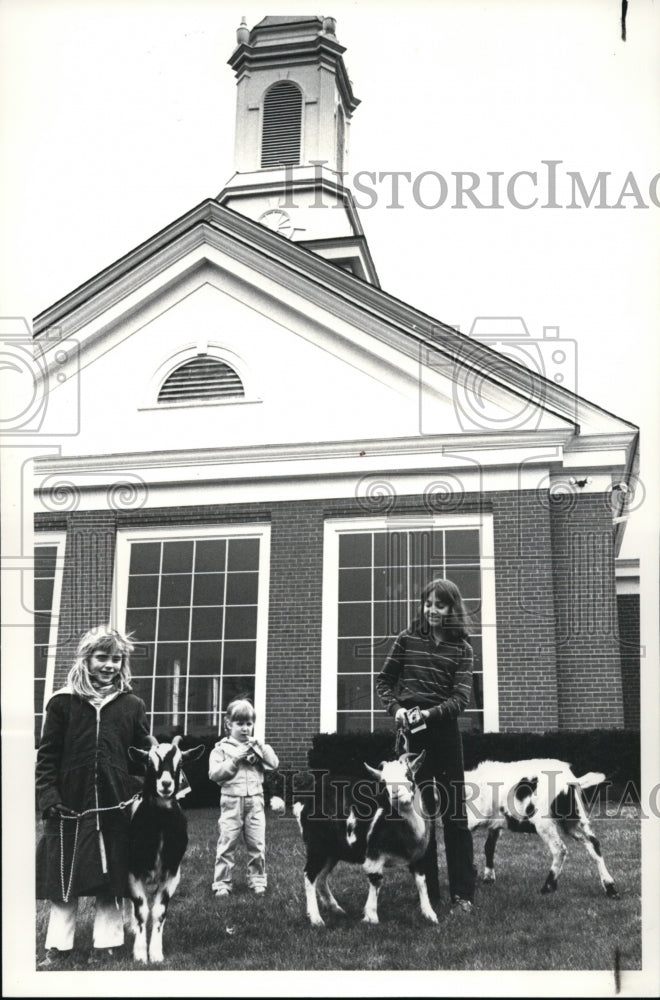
left=209, top=698, right=279, bottom=897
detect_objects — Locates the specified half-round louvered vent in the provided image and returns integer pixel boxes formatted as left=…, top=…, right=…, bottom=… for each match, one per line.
left=158, top=357, right=244, bottom=403
left=261, top=81, right=302, bottom=168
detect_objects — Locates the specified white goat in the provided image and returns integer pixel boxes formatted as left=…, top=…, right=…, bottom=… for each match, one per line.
left=464, top=758, right=618, bottom=897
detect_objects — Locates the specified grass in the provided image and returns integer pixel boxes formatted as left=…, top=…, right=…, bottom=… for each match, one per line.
left=36, top=807, right=641, bottom=972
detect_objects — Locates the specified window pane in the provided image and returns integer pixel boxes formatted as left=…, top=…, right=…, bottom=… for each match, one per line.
left=372, top=636, right=394, bottom=674
left=152, top=713, right=178, bottom=737
left=338, top=568, right=371, bottom=602
left=337, top=711, right=371, bottom=733
left=373, top=601, right=407, bottom=638
left=446, top=567, right=481, bottom=600
left=34, top=546, right=57, bottom=576
left=223, top=641, right=256, bottom=674
left=35, top=678, right=45, bottom=713
left=35, top=613, right=51, bottom=647
left=158, top=608, right=190, bottom=642
left=125, top=608, right=157, bottom=643
left=191, top=607, right=224, bottom=640
left=373, top=711, right=393, bottom=732
left=153, top=676, right=186, bottom=714
left=34, top=646, right=49, bottom=680
left=222, top=675, right=255, bottom=709
left=195, top=539, right=226, bottom=572
left=337, top=638, right=371, bottom=672
left=162, top=541, right=194, bottom=574
left=189, top=641, right=223, bottom=676
left=127, top=575, right=159, bottom=608
left=193, top=573, right=225, bottom=606
left=373, top=565, right=406, bottom=601
left=130, top=542, right=161, bottom=574
left=225, top=605, right=257, bottom=640
left=160, top=574, right=192, bottom=607
left=469, top=634, right=482, bottom=668
left=130, top=676, right=152, bottom=703
left=338, top=602, right=371, bottom=638
left=373, top=531, right=407, bottom=568
left=445, top=529, right=480, bottom=563
left=227, top=538, right=259, bottom=571
left=226, top=572, right=259, bottom=605
left=155, top=642, right=188, bottom=677
left=339, top=533, right=371, bottom=568
left=131, top=643, right=155, bottom=676
left=337, top=673, right=371, bottom=711
left=34, top=578, right=54, bottom=612
left=187, top=676, right=222, bottom=714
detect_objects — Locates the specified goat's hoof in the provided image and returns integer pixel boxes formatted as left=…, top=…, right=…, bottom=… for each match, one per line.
left=605, top=884, right=619, bottom=899
left=540, top=884, right=557, bottom=894
left=482, top=871, right=495, bottom=883
left=133, top=953, right=147, bottom=964
left=424, top=911, right=439, bottom=924
left=362, top=915, right=379, bottom=925
left=309, top=917, right=326, bottom=928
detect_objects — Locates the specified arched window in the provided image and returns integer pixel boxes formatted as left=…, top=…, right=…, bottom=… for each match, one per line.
left=261, top=81, right=302, bottom=168
left=157, top=356, right=244, bottom=404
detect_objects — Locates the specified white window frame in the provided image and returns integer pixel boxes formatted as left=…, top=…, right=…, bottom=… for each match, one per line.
left=112, top=523, right=271, bottom=739
left=321, top=513, right=499, bottom=733
left=34, top=532, right=66, bottom=728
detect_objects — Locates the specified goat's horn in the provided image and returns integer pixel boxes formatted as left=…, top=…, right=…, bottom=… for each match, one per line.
left=172, top=734, right=183, bottom=748
left=147, top=735, right=159, bottom=747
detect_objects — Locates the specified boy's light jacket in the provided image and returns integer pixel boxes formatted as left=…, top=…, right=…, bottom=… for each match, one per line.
left=208, top=737, right=279, bottom=796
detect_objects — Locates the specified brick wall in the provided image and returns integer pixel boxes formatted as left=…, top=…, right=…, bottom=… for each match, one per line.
left=617, top=593, right=640, bottom=729
left=36, top=485, right=626, bottom=770
left=550, top=492, right=624, bottom=728
left=491, top=490, right=558, bottom=732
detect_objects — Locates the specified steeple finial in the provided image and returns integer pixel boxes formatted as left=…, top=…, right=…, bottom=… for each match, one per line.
left=236, top=17, right=249, bottom=46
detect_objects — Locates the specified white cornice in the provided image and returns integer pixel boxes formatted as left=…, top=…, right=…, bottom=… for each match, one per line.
left=33, top=201, right=639, bottom=452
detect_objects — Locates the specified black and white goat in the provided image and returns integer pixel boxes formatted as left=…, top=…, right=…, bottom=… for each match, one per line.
left=127, top=736, right=204, bottom=963
left=293, top=751, right=438, bottom=927
left=464, top=758, right=618, bottom=897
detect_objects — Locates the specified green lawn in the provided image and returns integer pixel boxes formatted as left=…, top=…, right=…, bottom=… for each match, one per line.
left=36, top=808, right=641, bottom=971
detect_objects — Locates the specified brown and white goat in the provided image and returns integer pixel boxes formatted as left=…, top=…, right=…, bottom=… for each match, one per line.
left=464, top=758, right=618, bottom=897
left=294, top=751, right=438, bottom=926
left=127, top=736, right=204, bottom=963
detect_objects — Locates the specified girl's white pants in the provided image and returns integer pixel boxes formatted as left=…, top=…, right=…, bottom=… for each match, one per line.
left=45, top=895, right=124, bottom=951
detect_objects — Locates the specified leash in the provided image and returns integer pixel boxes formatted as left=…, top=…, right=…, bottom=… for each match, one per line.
left=57, top=795, right=141, bottom=903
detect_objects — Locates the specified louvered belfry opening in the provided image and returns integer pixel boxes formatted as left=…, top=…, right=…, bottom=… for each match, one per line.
left=158, top=357, right=244, bottom=403
left=261, top=81, right=302, bottom=168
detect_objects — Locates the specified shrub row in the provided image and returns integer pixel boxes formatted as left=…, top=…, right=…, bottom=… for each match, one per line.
left=307, top=729, right=641, bottom=801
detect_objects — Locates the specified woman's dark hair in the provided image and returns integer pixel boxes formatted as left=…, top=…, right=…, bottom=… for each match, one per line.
left=413, top=577, right=471, bottom=641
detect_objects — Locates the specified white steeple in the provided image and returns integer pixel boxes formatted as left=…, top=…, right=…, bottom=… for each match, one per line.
left=217, top=15, right=379, bottom=285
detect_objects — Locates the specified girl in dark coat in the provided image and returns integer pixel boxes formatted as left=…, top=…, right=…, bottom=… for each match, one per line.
left=36, top=626, right=151, bottom=968
left=376, top=578, right=476, bottom=916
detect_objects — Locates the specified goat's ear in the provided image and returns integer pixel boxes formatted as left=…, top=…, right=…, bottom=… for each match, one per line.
left=409, top=749, right=426, bottom=775
left=182, top=744, right=205, bottom=762
left=128, top=746, right=149, bottom=763
left=363, top=762, right=382, bottom=780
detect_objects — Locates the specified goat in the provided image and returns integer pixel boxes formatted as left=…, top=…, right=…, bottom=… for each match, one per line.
left=127, top=735, right=205, bottom=963
left=464, top=758, right=618, bottom=897
left=293, top=751, right=438, bottom=927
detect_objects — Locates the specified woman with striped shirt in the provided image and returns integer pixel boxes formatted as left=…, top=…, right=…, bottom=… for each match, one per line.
left=376, top=577, right=475, bottom=915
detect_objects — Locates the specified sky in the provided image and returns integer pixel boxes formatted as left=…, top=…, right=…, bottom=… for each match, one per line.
left=1, top=1, right=659, bottom=994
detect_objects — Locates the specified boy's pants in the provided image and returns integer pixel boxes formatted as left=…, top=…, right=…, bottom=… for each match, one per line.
left=212, top=793, right=266, bottom=891
left=45, top=894, right=124, bottom=951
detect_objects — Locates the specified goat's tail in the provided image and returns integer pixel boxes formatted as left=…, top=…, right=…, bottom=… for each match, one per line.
left=292, top=800, right=307, bottom=836
left=574, top=771, right=606, bottom=790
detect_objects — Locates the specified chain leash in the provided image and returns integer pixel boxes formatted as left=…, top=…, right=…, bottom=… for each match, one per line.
left=57, top=795, right=141, bottom=903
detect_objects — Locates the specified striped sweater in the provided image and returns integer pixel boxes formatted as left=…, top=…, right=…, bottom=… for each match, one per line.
left=376, top=626, right=473, bottom=722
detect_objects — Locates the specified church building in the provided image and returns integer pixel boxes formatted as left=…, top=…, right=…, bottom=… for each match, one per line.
left=32, top=16, right=639, bottom=769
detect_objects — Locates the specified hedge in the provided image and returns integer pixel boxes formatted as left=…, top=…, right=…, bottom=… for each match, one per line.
left=306, top=729, right=641, bottom=802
